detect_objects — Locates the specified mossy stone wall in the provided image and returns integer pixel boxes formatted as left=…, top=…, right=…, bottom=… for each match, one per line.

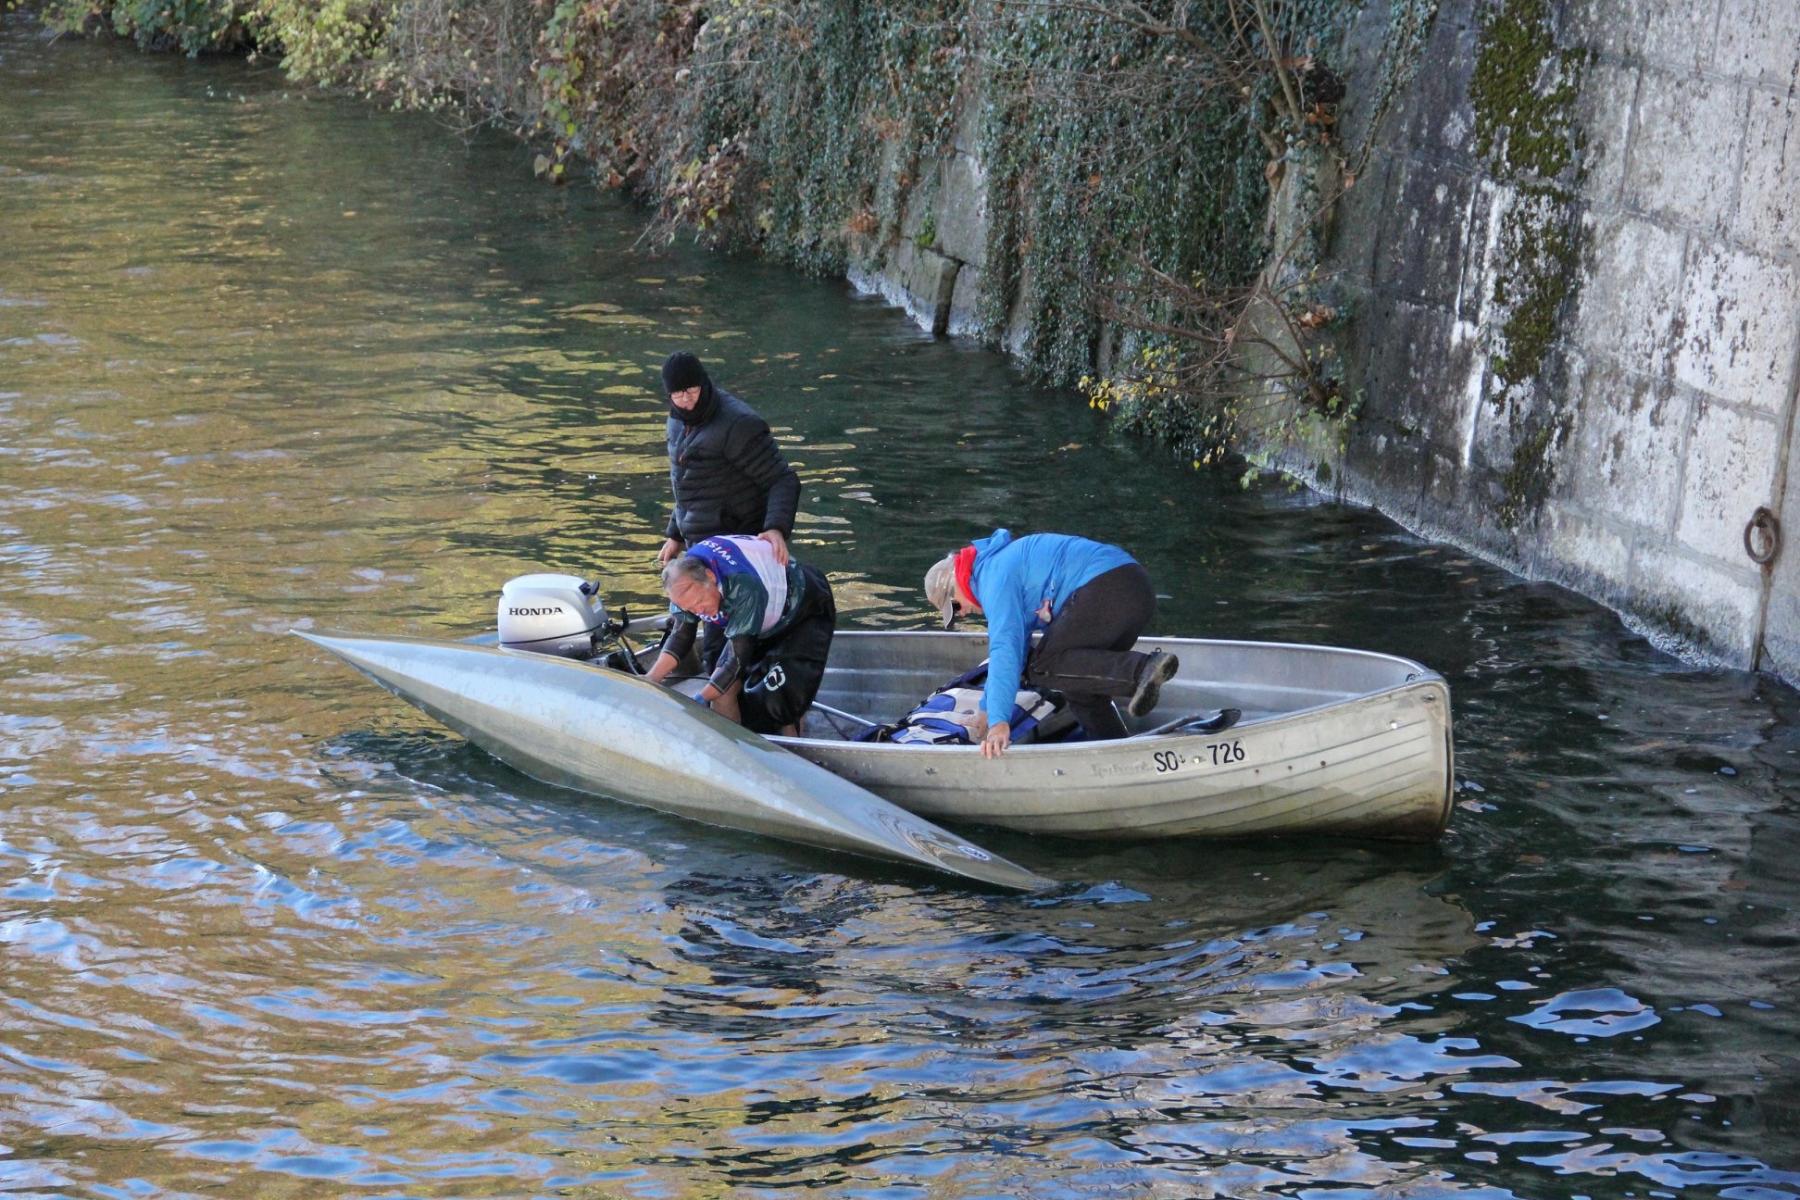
left=1301, top=0, right=1800, bottom=677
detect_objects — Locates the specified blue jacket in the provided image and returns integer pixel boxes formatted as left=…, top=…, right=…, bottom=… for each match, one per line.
left=967, top=529, right=1136, bottom=725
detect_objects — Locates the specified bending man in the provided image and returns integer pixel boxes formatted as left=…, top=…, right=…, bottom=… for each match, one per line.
left=923, top=528, right=1176, bottom=757
left=646, top=535, right=836, bottom=735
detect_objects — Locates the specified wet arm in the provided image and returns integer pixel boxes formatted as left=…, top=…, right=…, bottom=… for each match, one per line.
left=648, top=616, right=698, bottom=682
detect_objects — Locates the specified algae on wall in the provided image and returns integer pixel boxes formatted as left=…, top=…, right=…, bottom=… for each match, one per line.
left=1466, top=0, right=1589, bottom=529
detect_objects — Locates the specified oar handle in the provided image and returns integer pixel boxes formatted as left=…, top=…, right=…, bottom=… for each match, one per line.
left=809, top=701, right=880, bottom=729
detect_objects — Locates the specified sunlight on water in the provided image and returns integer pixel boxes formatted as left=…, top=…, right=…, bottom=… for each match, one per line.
left=1, top=12, right=1798, bottom=1198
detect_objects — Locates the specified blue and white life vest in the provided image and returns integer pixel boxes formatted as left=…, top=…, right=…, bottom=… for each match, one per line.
left=866, top=661, right=1078, bottom=746
left=678, top=535, right=800, bottom=637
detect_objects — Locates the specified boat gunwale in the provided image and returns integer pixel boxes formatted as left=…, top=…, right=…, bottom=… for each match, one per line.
left=773, top=630, right=1448, bottom=755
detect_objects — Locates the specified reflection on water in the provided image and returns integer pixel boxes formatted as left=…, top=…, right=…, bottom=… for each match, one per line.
left=2, top=13, right=1798, bottom=1197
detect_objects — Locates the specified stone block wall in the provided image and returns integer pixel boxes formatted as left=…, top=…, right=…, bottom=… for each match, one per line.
left=1321, top=0, right=1800, bottom=677
left=847, top=101, right=991, bottom=340
left=844, top=0, right=1800, bottom=683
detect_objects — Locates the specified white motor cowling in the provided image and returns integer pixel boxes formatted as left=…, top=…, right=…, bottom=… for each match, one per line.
left=498, top=573, right=607, bottom=658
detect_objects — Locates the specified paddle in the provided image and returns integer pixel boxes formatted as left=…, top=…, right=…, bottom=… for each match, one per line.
left=1128, top=708, right=1242, bottom=738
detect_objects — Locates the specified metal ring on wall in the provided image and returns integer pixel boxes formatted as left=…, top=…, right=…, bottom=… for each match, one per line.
left=1744, top=506, right=1781, bottom=567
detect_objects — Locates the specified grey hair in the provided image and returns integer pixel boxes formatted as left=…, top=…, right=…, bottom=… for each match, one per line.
left=661, top=553, right=712, bottom=593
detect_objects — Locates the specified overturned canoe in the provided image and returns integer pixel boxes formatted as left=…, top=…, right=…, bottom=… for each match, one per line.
left=775, top=632, right=1453, bottom=842
left=296, top=631, right=1053, bottom=892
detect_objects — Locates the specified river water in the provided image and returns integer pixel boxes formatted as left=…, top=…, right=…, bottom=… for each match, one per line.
left=3, top=16, right=1797, bottom=1199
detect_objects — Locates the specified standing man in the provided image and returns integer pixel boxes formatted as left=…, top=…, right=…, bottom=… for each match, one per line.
left=656, top=351, right=801, bottom=671
left=645, top=535, right=836, bottom=736
left=923, top=529, right=1177, bottom=757
left=658, top=350, right=799, bottom=567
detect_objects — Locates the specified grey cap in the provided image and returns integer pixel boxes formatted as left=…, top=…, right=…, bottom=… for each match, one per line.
left=923, top=554, right=960, bottom=629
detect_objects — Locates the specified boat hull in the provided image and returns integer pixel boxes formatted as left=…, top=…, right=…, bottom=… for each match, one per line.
left=296, top=631, right=1054, bottom=891
left=775, top=632, right=1453, bottom=842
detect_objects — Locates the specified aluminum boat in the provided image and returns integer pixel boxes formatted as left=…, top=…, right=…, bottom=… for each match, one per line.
left=298, top=571, right=1451, bottom=889
left=777, top=631, right=1453, bottom=841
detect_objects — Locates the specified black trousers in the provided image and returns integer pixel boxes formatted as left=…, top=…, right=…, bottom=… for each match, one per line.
left=1025, top=562, right=1155, bottom=740
left=739, top=564, right=836, bottom=734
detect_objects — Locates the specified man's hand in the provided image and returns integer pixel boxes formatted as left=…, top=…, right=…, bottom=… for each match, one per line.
left=758, top=528, right=790, bottom=566
left=981, top=720, right=1012, bottom=759
left=1035, top=598, right=1053, bottom=624
left=658, top=537, right=683, bottom=566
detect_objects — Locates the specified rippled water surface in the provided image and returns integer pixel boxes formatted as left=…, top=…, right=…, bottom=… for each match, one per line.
left=3, top=17, right=1798, bottom=1198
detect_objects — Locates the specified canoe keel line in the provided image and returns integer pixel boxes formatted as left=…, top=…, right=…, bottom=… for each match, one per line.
left=296, top=631, right=1054, bottom=892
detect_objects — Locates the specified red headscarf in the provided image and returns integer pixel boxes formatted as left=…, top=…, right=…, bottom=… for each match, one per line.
left=953, top=544, right=978, bottom=608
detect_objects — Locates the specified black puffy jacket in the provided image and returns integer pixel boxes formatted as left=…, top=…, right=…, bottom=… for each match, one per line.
left=664, top=385, right=801, bottom=543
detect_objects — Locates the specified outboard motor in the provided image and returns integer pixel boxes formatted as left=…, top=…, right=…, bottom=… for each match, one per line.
left=498, top=574, right=608, bottom=658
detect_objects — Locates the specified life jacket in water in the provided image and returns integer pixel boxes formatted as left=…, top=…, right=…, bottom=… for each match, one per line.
left=858, top=661, right=1081, bottom=745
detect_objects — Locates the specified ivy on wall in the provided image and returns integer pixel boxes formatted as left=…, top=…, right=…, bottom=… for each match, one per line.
left=989, top=0, right=1400, bottom=470
left=33, top=0, right=1439, bottom=479
left=978, top=3, right=1272, bottom=387
left=679, top=1, right=972, bottom=273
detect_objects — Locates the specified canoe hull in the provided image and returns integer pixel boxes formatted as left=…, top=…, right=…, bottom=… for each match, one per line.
left=296, top=632, right=1053, bottom=891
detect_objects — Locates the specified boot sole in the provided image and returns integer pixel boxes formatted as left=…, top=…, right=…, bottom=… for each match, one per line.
left=1127, top=652, right=1179, bottom=718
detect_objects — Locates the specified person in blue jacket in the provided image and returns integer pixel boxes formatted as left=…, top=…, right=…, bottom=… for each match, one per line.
left=923, top=529, right=1177, bottom=757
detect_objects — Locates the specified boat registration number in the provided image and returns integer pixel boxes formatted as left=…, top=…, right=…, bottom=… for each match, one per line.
left=1152, top=740, right=1246, bottom=773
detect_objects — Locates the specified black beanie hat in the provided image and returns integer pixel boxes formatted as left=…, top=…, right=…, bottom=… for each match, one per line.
left=662, top=351, right=708, bottom=394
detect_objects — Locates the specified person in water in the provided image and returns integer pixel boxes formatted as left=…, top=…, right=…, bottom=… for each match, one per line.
left=923, top=529, right=1177, bottom=757
left=645, top=534, right=835, bottom=736
left=655, top=350, right=801, bottom=671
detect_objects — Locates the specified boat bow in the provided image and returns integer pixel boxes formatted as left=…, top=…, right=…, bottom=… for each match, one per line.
left=295, top=630, right=1052, bottom=892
